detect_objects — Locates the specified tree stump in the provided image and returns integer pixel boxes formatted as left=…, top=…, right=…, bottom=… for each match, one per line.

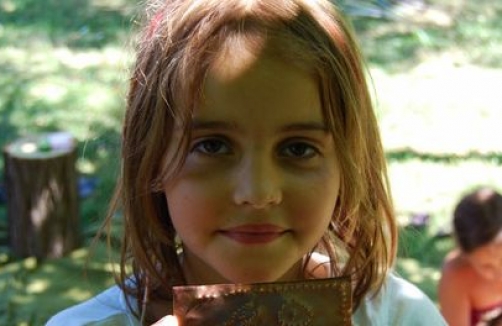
left=3, top=132, right=80, bottom=259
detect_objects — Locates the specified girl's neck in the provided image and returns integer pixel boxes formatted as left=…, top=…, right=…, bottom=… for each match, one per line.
left=179, top=252, right=307, bottom=285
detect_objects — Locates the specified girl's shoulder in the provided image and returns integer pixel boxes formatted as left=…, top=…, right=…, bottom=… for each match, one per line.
left=353, top=273, right=447, bottom=326
left=440, top=251, right=477, bottom=286
left=45, top=285, right=139, bottom=326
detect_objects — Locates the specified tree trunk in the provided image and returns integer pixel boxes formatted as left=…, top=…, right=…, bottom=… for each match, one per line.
left=3, top=133, right=80, bottom=259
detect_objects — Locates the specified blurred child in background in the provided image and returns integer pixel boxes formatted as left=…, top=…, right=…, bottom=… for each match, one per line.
left=439, top=187, right=502, bottom=326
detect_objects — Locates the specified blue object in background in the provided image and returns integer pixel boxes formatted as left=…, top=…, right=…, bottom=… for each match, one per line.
left=78, top=176, right=99, bottom=199
left=0, top=177, right=99, bottom=204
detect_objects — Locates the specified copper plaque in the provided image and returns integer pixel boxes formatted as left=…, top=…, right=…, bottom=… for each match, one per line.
left=173, top=276, right=352, bottom=325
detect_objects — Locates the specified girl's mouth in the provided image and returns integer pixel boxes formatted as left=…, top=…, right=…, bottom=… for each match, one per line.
left=219, top=224, right=287, bottom=245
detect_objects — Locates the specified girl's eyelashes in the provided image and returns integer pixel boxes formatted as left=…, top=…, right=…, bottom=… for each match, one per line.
left=189, top=136, right=322, bottom=160
left=190, top=137, right=232, bottom=156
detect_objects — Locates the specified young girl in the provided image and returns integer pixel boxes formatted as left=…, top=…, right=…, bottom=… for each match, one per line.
left=439, top=188, right=502, bottom=326
left=47, top=0, right=445, bottom=325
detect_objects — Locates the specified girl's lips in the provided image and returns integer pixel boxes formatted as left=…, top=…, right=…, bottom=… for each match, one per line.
left=219, top=224, right=287, bottom=245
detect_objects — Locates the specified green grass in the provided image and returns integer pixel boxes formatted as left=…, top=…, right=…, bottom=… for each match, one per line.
left=0, top=0, right=501, bottom=324
left=0, top=243, right=117, bottom=325
left=395, top=224, right=455, bottom=301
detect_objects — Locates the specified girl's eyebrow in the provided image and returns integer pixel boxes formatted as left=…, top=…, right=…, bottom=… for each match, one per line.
left=191, top=120, right=238, bottom=130
left=192, top=120, right=328, bottom=133
left=279, top=122, right=329, bottom=133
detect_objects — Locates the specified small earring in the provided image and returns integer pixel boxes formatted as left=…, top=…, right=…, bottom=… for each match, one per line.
left=174, top=233, right=183, bottom=253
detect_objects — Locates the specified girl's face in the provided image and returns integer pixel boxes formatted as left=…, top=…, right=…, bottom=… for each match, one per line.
left=466, top=232, right=502, bottom=281
left=164, top=48, right=341, bottom=284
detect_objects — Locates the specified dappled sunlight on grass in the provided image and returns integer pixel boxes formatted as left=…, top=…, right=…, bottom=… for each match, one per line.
left=354, top=0, right=502, bottom=69
left=69, top=247, right=89, bottom=259
left=0, top=0, right=137, bottom=48
left=396, top=227, right=455, bottom=302
left=2, top=2, right=134, bottom=324
left=25, top=279, right=49, bottom=294
left=63, top=288, right=95, bottom=302
left=398, top=259, right=441, bottom=285
left=372, top=63, right=502, bottom=155
left=0, top=243, right=116, bottom=325
left=53, top=47, right=131, bottom=70
left=0, top=23, right=128, bottom=227
left=0, top=253, right=9, bottom=264
left=396, top=258, right=442, bottom=302
left=0, top=45, right=129, bottom=138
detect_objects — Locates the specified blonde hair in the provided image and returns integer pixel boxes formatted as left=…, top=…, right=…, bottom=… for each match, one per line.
left=103, top=0, right=397, bottom=321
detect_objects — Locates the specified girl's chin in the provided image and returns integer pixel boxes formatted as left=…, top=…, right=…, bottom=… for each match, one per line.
left=472, top=268, right=500, bottom=281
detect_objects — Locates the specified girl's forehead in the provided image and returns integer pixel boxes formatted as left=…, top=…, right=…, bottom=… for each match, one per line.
left=209, top=31, right=316, bottom=83
left=207, top=60, right=314, bottom=114
left=210, top=41, right=264, bottom=83
left=196, top=47, right=324, bottom=130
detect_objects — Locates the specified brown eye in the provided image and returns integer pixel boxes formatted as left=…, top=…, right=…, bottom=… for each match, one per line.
left=280, top=142, right=318, bottom=159
left=191, top=138, right=231, bottom=155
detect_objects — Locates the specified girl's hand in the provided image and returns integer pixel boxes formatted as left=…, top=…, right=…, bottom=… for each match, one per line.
left=152, top=315, right=179, bottom=326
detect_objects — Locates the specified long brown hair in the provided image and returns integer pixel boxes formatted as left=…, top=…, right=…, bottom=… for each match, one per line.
left=103, top=0, right=397, bottom=320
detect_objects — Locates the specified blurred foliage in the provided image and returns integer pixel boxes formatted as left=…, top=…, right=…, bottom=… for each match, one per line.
left=396, top=225, right=455, bottom=302
left=0, top=243, right=118, bottom=325
left=350, top=0, right=502, bottom=70
left=0, top=0, right=138, bottom=48
left=0, top=1, right=134, bottom=235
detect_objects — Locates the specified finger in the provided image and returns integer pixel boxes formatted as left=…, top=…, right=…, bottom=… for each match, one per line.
left=152, top=315, right=179, bottom=326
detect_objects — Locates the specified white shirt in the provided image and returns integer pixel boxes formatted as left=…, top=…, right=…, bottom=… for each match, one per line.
left=46, top=273, right=446, bottom=325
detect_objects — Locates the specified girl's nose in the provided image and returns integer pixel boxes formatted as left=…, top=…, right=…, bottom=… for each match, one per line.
left=232, top=154, right=282, bottom=209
